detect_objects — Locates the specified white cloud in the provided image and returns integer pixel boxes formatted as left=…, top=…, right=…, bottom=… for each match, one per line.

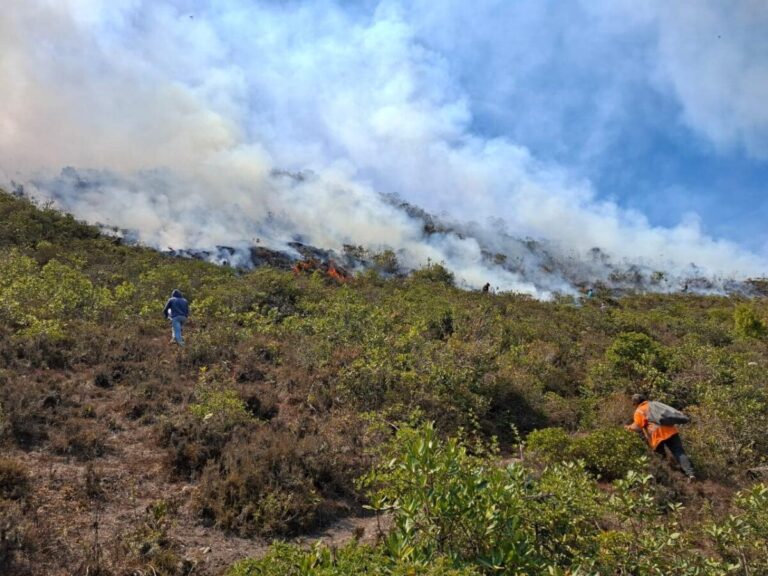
left=652, top=0, right=768, bottom=157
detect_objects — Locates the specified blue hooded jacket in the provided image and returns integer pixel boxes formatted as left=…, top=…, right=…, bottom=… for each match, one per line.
left=163, top=289, right=190, bottom=319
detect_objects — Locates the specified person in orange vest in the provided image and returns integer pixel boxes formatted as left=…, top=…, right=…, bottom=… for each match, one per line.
left=625, top=393, right=696, bottom=481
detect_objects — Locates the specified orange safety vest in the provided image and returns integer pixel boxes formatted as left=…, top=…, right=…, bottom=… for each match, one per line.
left=633, top=401, right=678, bottom=449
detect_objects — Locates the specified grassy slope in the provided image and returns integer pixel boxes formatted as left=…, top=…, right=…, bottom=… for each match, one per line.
left=0, top=191, right=767, bottom=575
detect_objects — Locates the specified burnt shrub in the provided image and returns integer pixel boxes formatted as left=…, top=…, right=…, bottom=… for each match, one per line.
left=180, top=324, right=241, bottom=368
left=91, top=362, right=135, bottom=389
left=233, top=336, right=281, bottom=383
left=0, top=459, right=30, bottom=500
left=159, top=416, right=236, bottom=479
left=81, top=463, right=105, bottom=501
left=93, top=371, right=112, bottom=389
left=50, top=419, right=110, bottom=460
left=0, top=460, right=39, bottom=574
left=0, top=498, right=34, bottom=573
left=193, top=415, right=368, bottom=537
left=160, top=370, right=255, bottom=478
left=123, top=377, right=183, bottom=425
left=12, top=332, right=71, bottom=370
left=239, top=386, right=279, bottom=421
left=294, top=413, right=370, bottom=500
left=427, top=309, right=454, bottom=341
left=0, top=379, right=57, bottom=448
left=194, top=427, right=321, bottom=537
left=121, top=499, right=186, bottom=576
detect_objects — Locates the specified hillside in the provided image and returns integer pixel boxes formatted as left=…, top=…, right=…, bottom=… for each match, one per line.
left=1, top=190, right=767, bottom=575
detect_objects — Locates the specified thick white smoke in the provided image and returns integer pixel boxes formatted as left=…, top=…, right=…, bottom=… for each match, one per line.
left=1, top=1, right=766, bottom=296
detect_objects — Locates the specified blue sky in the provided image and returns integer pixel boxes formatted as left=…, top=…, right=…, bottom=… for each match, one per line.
left=1, top=0, right=767, bottom=291
left=406, top=0, right=768, bottom=250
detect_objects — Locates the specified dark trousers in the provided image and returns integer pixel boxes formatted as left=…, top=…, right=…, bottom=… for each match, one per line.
left=655, top=434, right=695, bottom=478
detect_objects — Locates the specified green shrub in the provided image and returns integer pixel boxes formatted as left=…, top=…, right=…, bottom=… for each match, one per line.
left=121, top=499, right=185, bottom=576
left=588, top=470, right=728, bottom=575
left=684, top=363, right=768, bottom=481
left=526, top=427, right=572, bottom=462
left=160, top=370, right=252, bottom=479
left=733, top=304, right=766, bottom=339
left=708, top=483, right=768, bottom=575
left=181, top=324, right=242, bottom=367
left=0, top=193, right=100, bottom=248
left=0, top=252, right=110, bottom=335
left=527, top=427, right=645, bottom=481
left=570, top=428, right=646, bottom=481
left=228, top=542, right=479, bottom=576
left=360, top=423, right=604, bottom=573
left=189, top=371, right=251, bottom=428
left=6, top=188, right=768, bottom=575
left=409, top=263, right=455, bottom=286
left=610, top=331, right=667, bottom=383
left=372, top=249, right=399, bottom=274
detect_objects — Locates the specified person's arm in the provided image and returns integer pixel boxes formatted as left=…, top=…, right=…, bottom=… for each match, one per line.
left=626, top=406, right=643, bottom=431
left=163, top=299, right=172, bottom=318
left=625, top=408, right=649, bottom=442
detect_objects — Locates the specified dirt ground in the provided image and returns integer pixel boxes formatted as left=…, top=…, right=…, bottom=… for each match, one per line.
left=2, top=335, right=388, bottom=576
left=11, top=425, right=387, bottom=575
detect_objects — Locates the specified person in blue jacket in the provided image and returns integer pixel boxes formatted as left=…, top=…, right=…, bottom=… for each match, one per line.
left=163, top=289, right=190, bottom=346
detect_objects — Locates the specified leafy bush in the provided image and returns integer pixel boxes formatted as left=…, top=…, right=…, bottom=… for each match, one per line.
left=189, top=370, right=251, bottom=428
left=360, top=423, right=604, bottom=573
left=527, top=427, right=645, bottom=481
left=733, top=304, right=766, bottom=339
left=589, top=332, right=669, bottom=396
left=228, top=542, right=479, bottom=576
left=708, top=483, right=768, bottom=575
left=570, top=428, right=646, bottom=481
left=525, top=427, right=572, bottom=462
left=409, top=263, right=455, bottom=286
left=684, top=361, right=768, bottom=481
left=0, top=251, right=110, bottom=338
left=588, top=471, right=727, bottom=575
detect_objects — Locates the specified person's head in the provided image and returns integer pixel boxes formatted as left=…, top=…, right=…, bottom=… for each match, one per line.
left=631, top=393, right=647, bottom=406
left=171, top=289, right=182, bottom=298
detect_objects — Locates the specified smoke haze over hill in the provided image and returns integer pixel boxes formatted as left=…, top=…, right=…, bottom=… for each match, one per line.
left=2, top=1, right=767, bottom=296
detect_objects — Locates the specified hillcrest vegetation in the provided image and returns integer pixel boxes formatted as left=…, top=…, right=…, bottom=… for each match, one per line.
left=1, top=190, right=767, bottom=575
